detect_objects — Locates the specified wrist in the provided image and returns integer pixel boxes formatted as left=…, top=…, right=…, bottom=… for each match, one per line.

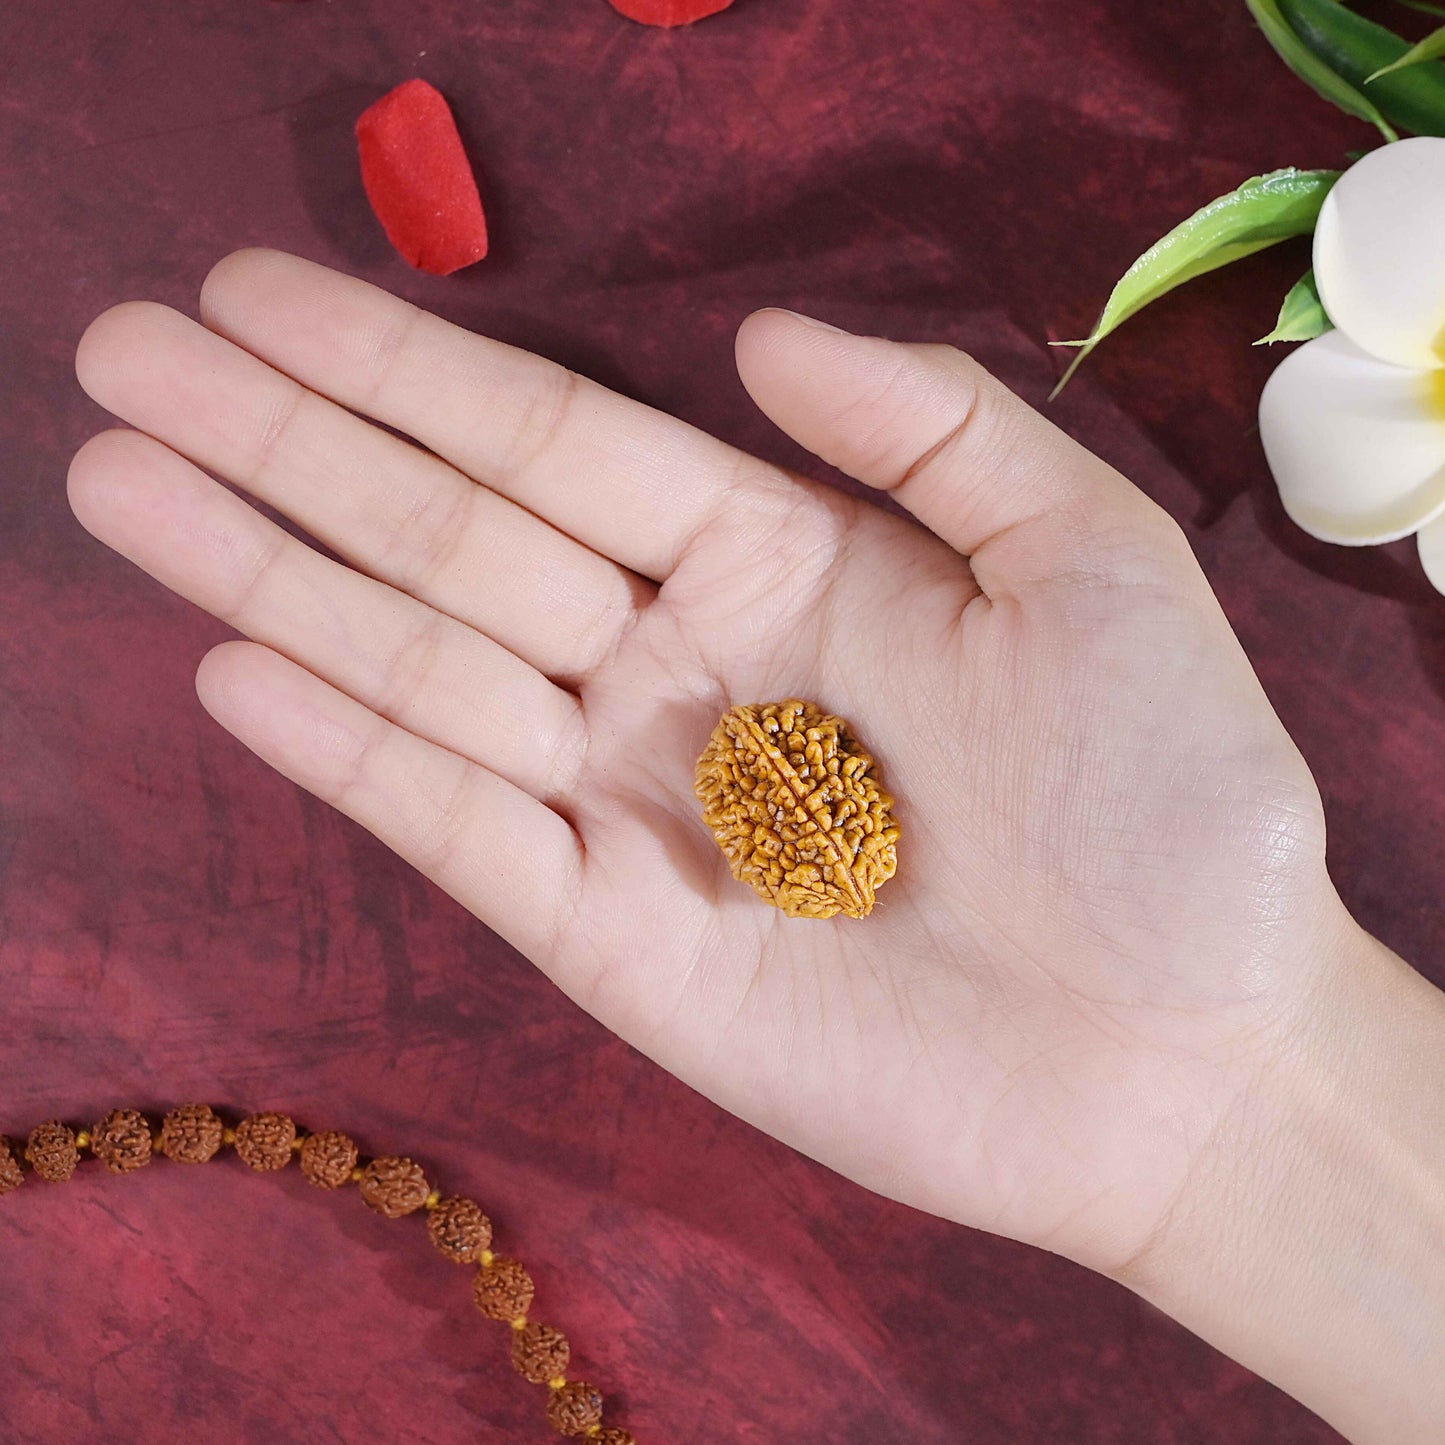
left=1113, top=918, right=1445, bottom=1443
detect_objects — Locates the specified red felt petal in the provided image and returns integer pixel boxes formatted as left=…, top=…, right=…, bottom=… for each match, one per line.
left=606, top=0, right=734, bottom=26
left=355, top=79, right=489, bottom=276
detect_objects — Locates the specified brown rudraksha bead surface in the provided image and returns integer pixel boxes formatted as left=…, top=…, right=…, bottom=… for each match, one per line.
left=473, top=1256, right=535, bottom=1321
left=545, top=1381, right=604, bottom=1437
left=0, top=1138, right=23, bottom=1195
left=25, top=1120, right=79, bottom=1182
left=695, top=699, right=899, bottom=920
left=0, top=1104, right=636, bottom=1442
left=158, top=1105, right=223, bottom=1164
left=427, top=1195, right=492, bottom=1263
left=233, top=1113, right=296, bottom=1171
left=92, top=1110, right=153, bottom=1174
left=357, top=1156, right=429, bottom=1218
left=299, top=1130, right=358, bottom=1190
left=512, top=1321, right=570, bottom=1384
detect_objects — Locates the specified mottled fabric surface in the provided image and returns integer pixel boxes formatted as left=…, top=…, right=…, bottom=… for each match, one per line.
left=2, top=1, right=1439, bottom=1440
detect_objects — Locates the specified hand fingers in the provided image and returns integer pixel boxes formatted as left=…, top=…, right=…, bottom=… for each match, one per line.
left=198, top=248, right=793, bottom=582
left=75, top=301, right=645, bottom=683
left=196, top=641, right=583, bottom=966
left=70, top=429, right=586, bottom=807
left=734, top=309, right=1186, bottom=593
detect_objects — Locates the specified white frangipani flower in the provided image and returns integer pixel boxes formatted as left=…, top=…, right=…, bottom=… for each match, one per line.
left=1259, top=136, right=1445, bottom=594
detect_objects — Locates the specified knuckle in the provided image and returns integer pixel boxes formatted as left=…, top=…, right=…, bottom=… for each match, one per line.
left=225, top=534, right=288, bottom=624
left=567, top=580, right=636, bottom=678
left=843, top=354, right=932, bottom=481
left=539, top=701, right=589, bottom=808
left=333, top=715, right=389, bottom=813
left=381, top=476, right=474, bottom=593
left=374, top=611, right=449, bottom=723
left=500, top=365, right=582, bottom=485
left=874, top=350, right=996, bottom=494
left=248, top=384, right=306, bottom=484
left=359, top=303, right=424, bottom=412
left=413, top=764, right=477, bottom=878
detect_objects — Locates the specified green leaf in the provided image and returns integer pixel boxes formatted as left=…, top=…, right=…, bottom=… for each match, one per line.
left=1255, top=269, right=1333, bottom=344
left=1367, top=23, right=1445, bottom=80
left=1336, top=1, right=1445, bottom=15
left=1278, top=0, right=1445, bottom=135
left=1245, top=0, right=1398, bottom=139
left=1053, top=168, right=1340, bottom=396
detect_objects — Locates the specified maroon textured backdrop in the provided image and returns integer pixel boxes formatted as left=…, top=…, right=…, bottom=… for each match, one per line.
left=3, top=1, right=1441, bottom=1441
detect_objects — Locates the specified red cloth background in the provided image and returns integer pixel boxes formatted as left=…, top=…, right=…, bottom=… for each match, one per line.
left=2, top=1, right=1441, bottom=1441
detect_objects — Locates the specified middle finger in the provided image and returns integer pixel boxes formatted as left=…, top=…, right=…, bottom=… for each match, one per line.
left=75, top=301, right=649, bottom=684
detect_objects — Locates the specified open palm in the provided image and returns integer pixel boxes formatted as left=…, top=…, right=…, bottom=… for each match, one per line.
left=70, top=251, right=1349, bottom=1278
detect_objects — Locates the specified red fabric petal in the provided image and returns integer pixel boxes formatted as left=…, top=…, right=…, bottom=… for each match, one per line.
left=355, top=79, right=489, bottom=276
left=606, top=0, right=735, bottom=26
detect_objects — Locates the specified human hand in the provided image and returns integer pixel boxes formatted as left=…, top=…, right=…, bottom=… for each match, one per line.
left=70, top=251, right=1443, bottom=1441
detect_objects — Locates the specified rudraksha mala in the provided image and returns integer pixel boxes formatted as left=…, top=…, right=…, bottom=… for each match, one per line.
left=0, top=1107, right=634, bottom=1443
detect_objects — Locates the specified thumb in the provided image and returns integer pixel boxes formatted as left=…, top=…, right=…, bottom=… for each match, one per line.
left=735, top=309, right=1181, bottom=592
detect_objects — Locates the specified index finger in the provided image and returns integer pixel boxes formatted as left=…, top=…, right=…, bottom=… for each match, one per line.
left=200, top=249, right=789, bottom=582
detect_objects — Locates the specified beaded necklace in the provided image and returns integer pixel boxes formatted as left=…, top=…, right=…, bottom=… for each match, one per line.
left=0, top=1106, right=635, bottom=1444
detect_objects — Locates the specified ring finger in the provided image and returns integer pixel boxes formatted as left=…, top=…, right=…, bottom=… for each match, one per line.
left=68, top=428, right=587, bottom=808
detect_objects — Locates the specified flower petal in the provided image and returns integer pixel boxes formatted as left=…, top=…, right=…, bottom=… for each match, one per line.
left=1258, top=330, right=1445, bottom=545
left=1313, top=136, right=1445, bottom=369
left=1420, top=513, right=1445, bottom=595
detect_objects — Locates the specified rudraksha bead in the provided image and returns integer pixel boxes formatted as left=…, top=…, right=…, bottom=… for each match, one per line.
left=0, top=1138, right=23, bottom=1195
left=358, top=1156, right=429, bottom=1218
left=25, top=1121, right=79, bottom=1182
left=299, top=1130, right=358, bottom=1190
left=427, top=1196, right=491, bottom=1262
left=92, top=1110, right=153, bottom=1174
left=473, top=1256, right=535, bottom=1321
left=512, top=1321, right=570, bottom=1384
left=233, top=1113, right=296, bottom=1171
left=158, top=1105, right=223, bottom=1164
left=545, top=1380, right=604, bottom=1437
left=591, top=1431, right=636, bottom=1445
